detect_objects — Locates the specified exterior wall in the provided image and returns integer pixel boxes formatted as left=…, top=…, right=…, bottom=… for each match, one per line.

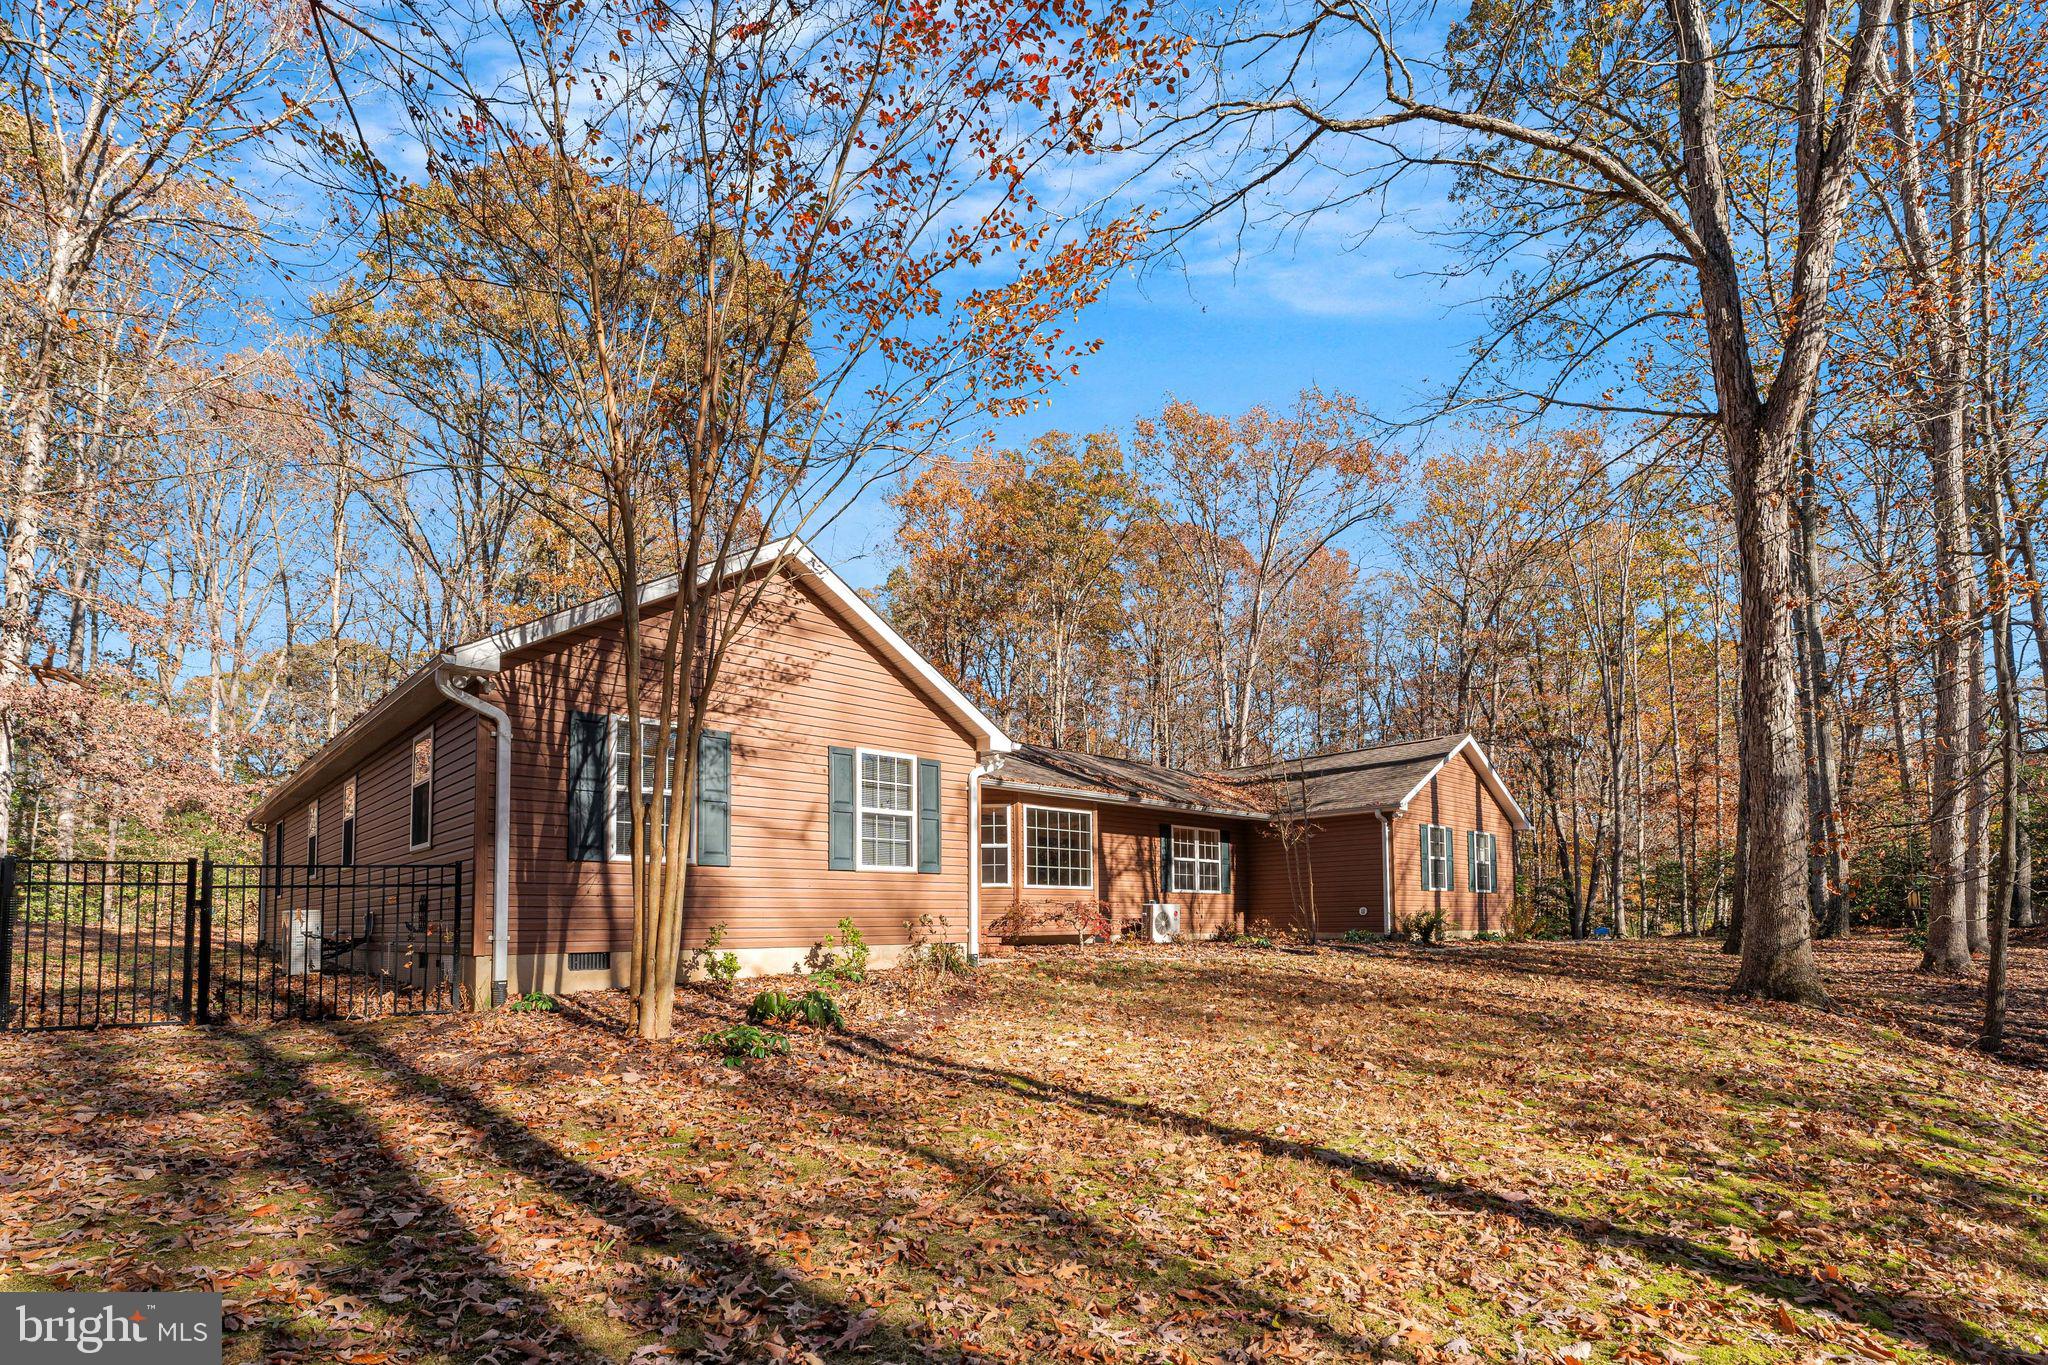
left=1387, top=748, right=1518, bottom=935
left=493, top=571, right=980, bottom=975
left=978, top=794, right=1249, bottom=940
left=1246, top=811, right=1389, bottom=937
left=268, top=704, right=483, bottom=879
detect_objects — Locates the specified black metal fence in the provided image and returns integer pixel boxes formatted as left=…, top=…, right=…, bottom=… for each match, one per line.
left=0, top=857, right=468, bottom=1030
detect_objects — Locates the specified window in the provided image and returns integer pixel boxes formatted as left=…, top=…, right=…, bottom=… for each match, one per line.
left=340, top=776, right=357, bottom=867
left=1469, top=830, right=1498, bottom=893
left=306, top=799, right=319, bottom=866
left=980, top=806, right=1011, bottom=886
left=858, top=750, right=916, bottom=870
left=1023, top=805, right=1093, bottom=889
left=1170, top=825, right=1223, bottom=893
left=1420, top=823, right=1452, bottom=891
left=610, top=717, right=678, bottom=859
left=409, top=728, right=434, bottom=849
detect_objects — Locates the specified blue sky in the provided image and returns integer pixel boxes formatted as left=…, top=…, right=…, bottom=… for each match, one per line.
left=820, top=226, right=1489, bottom=590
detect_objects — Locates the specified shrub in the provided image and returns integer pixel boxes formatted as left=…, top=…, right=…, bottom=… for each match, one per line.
left=807, top=918, right=870, bottom=986
left=1239, top=934, right=1274, bottom=949
left=1395, top=908, right=1446, bottom=945
left=702, top=1023, right=789, bottom=1065
left=689, top=923, right=741, bottom=991
left=1341, top=928, right=1371, bottom=944
left=507, top=991, right=555, bottom=1012
left=901, top=913, right=975, bottom=986
left=746, top=989, right=796, bottom=1025
left=793, top=989, right=846, bottom=1030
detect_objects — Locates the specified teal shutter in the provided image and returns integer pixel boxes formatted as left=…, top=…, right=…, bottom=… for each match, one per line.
left=917, top=759, right=941, bottom=873
left=1160, top=823, right=1173, bottom=894
left=1219, top=829, right=1233, bottom=894
left=568, top=711, right=610, bottom=861
left=1418, top=824, right=1430, bottom=890
left=695, top=730, right=731, bottom=867
left=827, top=746, right=855, bottom=870
left=1467, top=830, right=1477, bottom=891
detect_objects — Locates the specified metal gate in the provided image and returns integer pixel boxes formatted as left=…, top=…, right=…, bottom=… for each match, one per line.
left=0, top=857, right=468, bottom=1030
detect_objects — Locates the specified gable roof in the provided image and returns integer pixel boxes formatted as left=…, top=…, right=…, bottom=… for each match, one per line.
left=251, top=537, right=1012, bottom=826
left=984, top=732, right=1531, bottom=829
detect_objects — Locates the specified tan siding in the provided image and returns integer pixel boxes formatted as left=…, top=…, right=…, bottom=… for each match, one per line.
left=271, top=706, right=481, bottom=875
left=979, top=795, right=1250, bottom=940
left=497, top=572, right=978, bottom=954
left=1393, top=748, right=1517, bottom=934
left=1247, top=812, right=1387, bottom=936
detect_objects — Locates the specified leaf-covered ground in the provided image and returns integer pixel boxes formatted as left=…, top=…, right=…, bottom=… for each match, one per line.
left=3, top=935, right=2046, bottom=1364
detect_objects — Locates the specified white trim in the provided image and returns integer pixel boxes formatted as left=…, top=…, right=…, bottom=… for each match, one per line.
left=1168, top=823, right=1223, bottom=894
left=1390, top=735, right=1532, bottom=831
left=978, top=802, right=1012, bottom=887
left=608, top=715, right=680, bottom=862
left=854, top=747, right=919, bottom=872
left=443, top=536, right=1016, bottom=754
left=968, top=761, right=994, bottom=960
left=1420, top=822, right=1453, bottom=891
left=408, top=726, right=435, bottom=851
left=1020, top=802, right=1095, bottom=890
left=1378, top=812, right=1392, bottom=934
left=1470, top=829, right=1499, bottom=894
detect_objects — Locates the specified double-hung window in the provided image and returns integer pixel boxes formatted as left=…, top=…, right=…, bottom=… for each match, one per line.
left=409, top=728, right=434, bottom=849
left=1469, top=830, right=1498, bottom=893
left=611, top=717, right=678, bottom=859
left=340, top=776, right=357, bottom=867
left=1170, top=826, right=1223, bottom=893
left=1023, top=805, right=1093, bottom=889
left=979, top=806, right=1011, bottom=886
left=1420, top=823, right=1453, bottom=891
left=858, top=750, right=917, bottom=870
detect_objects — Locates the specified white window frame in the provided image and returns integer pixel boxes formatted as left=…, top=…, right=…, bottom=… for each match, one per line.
left=609, top=715, right=680, bottom=861
left=1422, top=823, right=1452, bottom=891
left=855, top=748, right=918, bottom=872
left=1471, top=830, right=1498, bottom=894
left=409, top=727, right=434, bottom=851
left=1022, top=803, right=1094, bottom=890
left=979, top=804, right=1011, bottom=886
left=1170, top=824, right=1223, bottom=894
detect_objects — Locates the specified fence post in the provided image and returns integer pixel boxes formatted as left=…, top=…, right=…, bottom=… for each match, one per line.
left=195, top=858, right=215, bottom=1026
left=180, top=858, right=198, bottom=1021
left=0, top=855, right=16, bottom=1029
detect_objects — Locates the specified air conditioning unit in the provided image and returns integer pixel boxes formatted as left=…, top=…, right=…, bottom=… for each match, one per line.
left=1145, top=902, right=1183, bottom=944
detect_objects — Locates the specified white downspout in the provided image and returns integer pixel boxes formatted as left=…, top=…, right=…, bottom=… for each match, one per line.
left=1379, top=811, right=1393, bottom=935
left=967, top=759, right=992, bottom=962
left=435, top=662, right=511, bottom=1006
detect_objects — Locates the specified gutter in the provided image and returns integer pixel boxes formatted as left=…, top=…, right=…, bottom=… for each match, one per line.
left=1378, top=811, right=1393, bottom=934
left=980, top=778, right=1268, bottom=823
left=434, top=661, right=511, bottom=1007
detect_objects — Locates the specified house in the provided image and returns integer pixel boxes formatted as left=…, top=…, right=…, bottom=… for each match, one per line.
left=250, top=538, right=1528, bottom=1006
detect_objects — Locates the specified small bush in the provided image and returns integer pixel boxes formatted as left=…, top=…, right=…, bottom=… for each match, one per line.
left=507, top=991, right=555, bottom=1012
left=746, top=989, right=796, bottom=1025
left=689, top=923, right=741, bottom=991
left=703, top=1023, right=789, bottom=1065
left=1341, top=928, right=1371, bottom=944
left=793, top=989, right=846, bottom=1030
left=1395, top=908, right=1446, bottom=945
left=807, top=918, right=870, bottom=986
left=1239, top=934, right=1274, bottom=949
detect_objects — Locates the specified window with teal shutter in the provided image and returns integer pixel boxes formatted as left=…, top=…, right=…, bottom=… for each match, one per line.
left=917, top=759, right=941, bottom=873
left=827, top=747, right=855, bottom=870
left=695, top=730, right=731, bottom=867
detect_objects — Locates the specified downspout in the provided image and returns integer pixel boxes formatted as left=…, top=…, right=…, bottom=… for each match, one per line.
left=435, top=661, right=510, bottom=1006
left=967, top=759, right=993, bottom=962
left=1379, top=811, right=1393, bottom=935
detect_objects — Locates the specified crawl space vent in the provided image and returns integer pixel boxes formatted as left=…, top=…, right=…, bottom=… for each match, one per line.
left=568, top=951, right=613, bottom=972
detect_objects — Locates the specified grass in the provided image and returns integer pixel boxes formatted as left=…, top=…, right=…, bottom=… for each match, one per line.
left=1, top=933, right=2044, bottom=1363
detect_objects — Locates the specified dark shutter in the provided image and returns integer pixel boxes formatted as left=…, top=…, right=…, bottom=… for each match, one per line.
left=828, top=746, right=855, bottom=870
left=1160, top=823, right=1173, bottom=895
left=568, top=710, right=610, bottom=861
left=916, top=759, right=941, bottom=873
left=1219, top=829, right=1233, bottom=894
left=341, top=818, right=355, bottom=868
left=696, top=730, right=731, bottom=867
left=1419, top=824, right=1431, bottom=890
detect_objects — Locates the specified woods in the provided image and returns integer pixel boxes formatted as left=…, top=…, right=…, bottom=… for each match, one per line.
left=2, top=0, right=2046, bottom=1042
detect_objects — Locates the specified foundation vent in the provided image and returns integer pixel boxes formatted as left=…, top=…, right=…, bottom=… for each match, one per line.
left=568, top=951, right=613, bottom=972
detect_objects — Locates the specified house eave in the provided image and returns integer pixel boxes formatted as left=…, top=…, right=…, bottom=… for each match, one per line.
left=980, top=776, right=1269, bottom=823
